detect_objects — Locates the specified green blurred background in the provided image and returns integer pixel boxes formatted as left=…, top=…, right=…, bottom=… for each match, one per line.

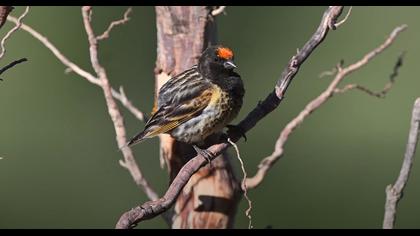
left=0, top=6, right=419, bottom=229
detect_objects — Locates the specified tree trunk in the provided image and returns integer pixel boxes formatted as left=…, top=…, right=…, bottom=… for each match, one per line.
left=154, top=6, right=241, bottom=229
left=0, top=6, right=13, bottom=29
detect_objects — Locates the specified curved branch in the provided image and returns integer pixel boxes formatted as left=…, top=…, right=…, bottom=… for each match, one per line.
left=0, top=6, right=29, bottom=60
left=81, top=5, right=157, bottom=200
left=334, top=6, right=352, bottom=28
left=0, top=57, right=27, bottom=80
left=333, top=52, right=404, bottom=97
left=7, top=8, right=153, bottom=199
left=96, top=7, right=132, bottom=41
left=7, top=14, right=99, bottom=85
left=383, top=98, right=420, bottom=229
left=115, top=6, right=345, bottom=229
left=112, top=86, right=146, bottom=122
left=227, top=138, right=252, bottom=229
left=246, top=25, right=407, bottom=189
left=7, top=15, right=146, bottom=121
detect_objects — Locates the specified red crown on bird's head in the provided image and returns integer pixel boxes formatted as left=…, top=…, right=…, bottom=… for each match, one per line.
left=217, top=47, right=233, bottom=60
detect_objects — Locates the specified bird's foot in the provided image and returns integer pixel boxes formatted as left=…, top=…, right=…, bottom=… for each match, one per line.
left=193, top=145, right=215, bottom=168
left=226, top=124, right=247, bottom=142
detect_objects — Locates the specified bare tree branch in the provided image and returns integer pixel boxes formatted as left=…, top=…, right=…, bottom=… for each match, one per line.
left=334, top=6, right=352, bottom=28
left=8, top=15, right=99, bottom=84
left=96, top=7, right=132, bottom=41
left=333, top=51, right=404, bottom=97
left=81, top=5, right=157, bottom=201
left=227, top=138, right=252, bottom=229
left=6, top=8, right=155, bottom=202
left=7, top=15, right=146, bottom=122
left=246, top=25, right=407, bottom=189
left=112, top=86, right=146, bottom=122
left=0, top=6, right=29, bottom=60
left=383, top=98, right=420, bottom=229
left=115, top=6, right=346, bottom=229
left=319, top=67, right=337, bottom=78
left=0, top=57, right=27, bottom=80
left=0, top=7, right=29, bottom=82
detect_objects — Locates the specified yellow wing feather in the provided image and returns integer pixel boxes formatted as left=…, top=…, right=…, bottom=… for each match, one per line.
left=141, top=88, right=214, bottom=138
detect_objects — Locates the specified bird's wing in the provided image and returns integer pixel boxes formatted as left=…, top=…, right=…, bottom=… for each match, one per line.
left=141, top=86, right=213, bottom=139
left=157, top=65, right=203, bottom=108
left=126, top=66, right=212, bottom=147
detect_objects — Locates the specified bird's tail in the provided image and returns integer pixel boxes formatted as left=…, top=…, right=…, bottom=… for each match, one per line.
left=119, top=132, right=146, bottom=151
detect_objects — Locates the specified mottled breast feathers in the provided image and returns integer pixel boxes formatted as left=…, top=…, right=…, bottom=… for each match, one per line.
left=126, top=55, right=244, bottom=147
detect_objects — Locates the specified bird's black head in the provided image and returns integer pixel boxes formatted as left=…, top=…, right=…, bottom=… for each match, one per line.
left=198, top=45, right=237, bottom=78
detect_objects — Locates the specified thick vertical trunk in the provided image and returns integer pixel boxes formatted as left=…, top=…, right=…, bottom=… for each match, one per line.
left=154, top=6, right=241, bottom=229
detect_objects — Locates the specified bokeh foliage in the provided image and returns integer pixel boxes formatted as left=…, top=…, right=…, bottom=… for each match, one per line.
left=0, top=6, right=419, bottom=228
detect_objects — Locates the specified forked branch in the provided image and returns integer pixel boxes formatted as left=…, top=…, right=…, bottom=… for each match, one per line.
left=115, top=6, right=346, bottom=229
left=0, top=6, right=29, bottom=80
left=7, top=10, right=146, bottom=122
left=0, top=6, right=29, bottom=60
left=246, top=26, right=407, bottom=189
left=96, top=7, right=132, bottom=41
left=383, top=98, right=420, bottom=229
left=6, top=7, right=154, bottom=204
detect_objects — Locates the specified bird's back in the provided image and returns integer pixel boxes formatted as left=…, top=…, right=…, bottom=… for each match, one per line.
left=157, top=65, right=211, bottom=108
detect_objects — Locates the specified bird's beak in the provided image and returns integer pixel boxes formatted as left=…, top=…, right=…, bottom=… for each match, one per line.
left=223, top=60, right=237, bottom=69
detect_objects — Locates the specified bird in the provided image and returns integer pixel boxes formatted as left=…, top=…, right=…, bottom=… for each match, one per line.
left=125, top=45, right=245, bottom=161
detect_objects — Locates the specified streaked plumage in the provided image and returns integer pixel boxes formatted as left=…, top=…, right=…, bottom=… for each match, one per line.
left=127, top=45, right=244, bottom=148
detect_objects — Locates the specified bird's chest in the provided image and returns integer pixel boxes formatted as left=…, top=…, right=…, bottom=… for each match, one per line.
left=171, top=87, right=238, bottom=143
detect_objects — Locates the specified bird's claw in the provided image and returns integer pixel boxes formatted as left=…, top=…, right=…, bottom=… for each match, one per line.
left=193, top=145, right=214, bottom=168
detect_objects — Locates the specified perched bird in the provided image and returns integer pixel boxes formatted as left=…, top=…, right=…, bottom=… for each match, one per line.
left=126, top=45, right=245, bottom=160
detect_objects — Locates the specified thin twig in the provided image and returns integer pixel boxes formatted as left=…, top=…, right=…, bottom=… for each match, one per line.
left=81, top=5, right=157, bottom=201
left=96, top=7, right=132, bottom=41
left=6, top=9, right=155, bottom=201
left=245, top=25, right=407, bottom=189
left=115, top=6, right=346, bottom=229
left=335, top=6, right=352, bottom=28
left=0, top=6, right=29, bottom=60
left=334, top=52, right=404, bottom=97
left=0, top=57, right=27, bottom=80
left=6, top=15, right=146, bottom=122
left=319, top=67, right=337, bottom=78
left=383, top=98, right=420, bottom=229
left=227, top=138, right=252, bottom=229
left=112, top=86, right=146, bottom=122
left=211, top=6, right=226, bottom=16
left=7, top=15, right=99, bottom=85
